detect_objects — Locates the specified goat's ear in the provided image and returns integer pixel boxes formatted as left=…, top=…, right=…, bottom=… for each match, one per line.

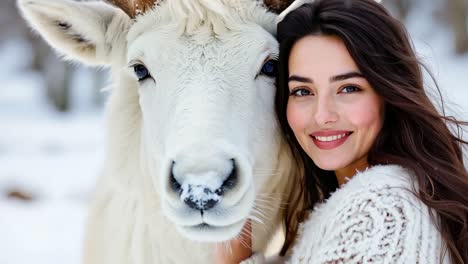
left=17, top=0, right=131, bottom=66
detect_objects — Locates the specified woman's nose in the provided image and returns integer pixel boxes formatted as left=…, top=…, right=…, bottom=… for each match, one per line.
left=314, top=96, right=338, bottom=126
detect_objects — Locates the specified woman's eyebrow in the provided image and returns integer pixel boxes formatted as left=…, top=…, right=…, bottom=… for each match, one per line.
left=330, top=71, right=364, bottom=82
left=288, top=75, right=313, bottom=83
left=289, top=72, right=364, bottom=84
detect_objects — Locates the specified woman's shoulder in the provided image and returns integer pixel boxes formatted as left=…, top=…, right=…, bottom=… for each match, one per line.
left=322, top=165, right=419, bottom=209
left=289, top=165, right=445, bottom=264
left=299, top=165, right=432, bottom=237
left=308, top=165, right=421, bottom=218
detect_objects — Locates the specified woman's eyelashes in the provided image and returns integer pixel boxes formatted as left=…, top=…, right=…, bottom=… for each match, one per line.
left=289, top=84, right=363, bottom=97
left=289, top=87, right=313, bottom=97
left=339, top=85, right=362, bottom=93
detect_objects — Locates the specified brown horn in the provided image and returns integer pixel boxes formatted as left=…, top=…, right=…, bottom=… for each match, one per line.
left=263, top=0, right=296, bottom=13
left=105, top=0, right=156, bottom=18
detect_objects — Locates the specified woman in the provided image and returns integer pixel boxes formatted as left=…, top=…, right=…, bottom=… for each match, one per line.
left=214, top=0, right=468, bottom=263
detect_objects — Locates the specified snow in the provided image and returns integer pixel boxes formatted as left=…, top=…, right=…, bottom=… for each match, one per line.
left=0, top=2, right=467, bottom=263
left=0, top=38, right=105, bottom=264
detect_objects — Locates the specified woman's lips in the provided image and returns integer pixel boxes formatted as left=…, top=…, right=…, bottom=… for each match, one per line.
left=310, top=131, right=352, bottom=150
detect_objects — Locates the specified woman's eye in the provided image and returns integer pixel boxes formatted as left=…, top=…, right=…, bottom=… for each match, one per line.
left=290, top=88, right=311, bottom=97
left=133, top=64, right=151, bottom=81
left=260, top=59, right=278, bottom=77
left=340, top=85, right=361, bottom=93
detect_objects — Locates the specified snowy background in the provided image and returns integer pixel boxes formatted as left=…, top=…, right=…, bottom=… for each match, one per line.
left=0, top=0, right=467, bottom=264
left=0, top=40, right=106, bottom=263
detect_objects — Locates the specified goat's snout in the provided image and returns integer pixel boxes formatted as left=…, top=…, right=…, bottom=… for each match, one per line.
left=170, top=159, right=238, bottom=211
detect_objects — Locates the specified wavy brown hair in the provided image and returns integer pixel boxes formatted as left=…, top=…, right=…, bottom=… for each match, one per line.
left=276, top=0, right=468, bottom=262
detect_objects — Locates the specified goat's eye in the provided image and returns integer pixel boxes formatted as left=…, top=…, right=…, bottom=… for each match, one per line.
left=260, top=59, right=278, bottom=77
left=133, top=64, right=150, bottom=81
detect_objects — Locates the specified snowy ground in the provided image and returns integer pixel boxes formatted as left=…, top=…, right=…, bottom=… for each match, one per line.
left=0, top=2, right=467, bottom=264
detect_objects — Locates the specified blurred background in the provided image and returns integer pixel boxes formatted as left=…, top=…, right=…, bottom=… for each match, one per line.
left=0, top=0, right=466, bottom=263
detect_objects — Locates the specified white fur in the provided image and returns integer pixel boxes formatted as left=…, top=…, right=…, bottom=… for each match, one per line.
left=276, top=0, right=314, bottom=24
left=17, top=0, right=299, bottom=263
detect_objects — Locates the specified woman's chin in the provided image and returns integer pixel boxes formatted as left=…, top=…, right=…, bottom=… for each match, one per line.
left=313, top=159, right=346, bottom=172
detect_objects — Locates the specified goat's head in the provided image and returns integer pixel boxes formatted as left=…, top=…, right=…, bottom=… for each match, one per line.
left=18, top=0, right=295, bottom=242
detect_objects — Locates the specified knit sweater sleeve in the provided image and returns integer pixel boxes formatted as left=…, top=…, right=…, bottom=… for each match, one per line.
left=288, top=182, right=445, bottom=263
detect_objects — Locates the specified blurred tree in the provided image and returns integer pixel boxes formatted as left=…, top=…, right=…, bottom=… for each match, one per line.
left=383, top=0, right=467, bottom=55
left=382, top=0, right=412, bottom=20
left=29, top=36, right=73, bottom=112
left=395, top=0, right=411, bottom=20
left=0, top=0, right=28, bottom=39
left=447, top=0, right=468, bottom=54
left=1, top=0, right=107, bottom=112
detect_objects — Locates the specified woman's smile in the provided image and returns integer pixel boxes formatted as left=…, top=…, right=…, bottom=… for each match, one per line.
left=310, top=130, right=353, bottom=150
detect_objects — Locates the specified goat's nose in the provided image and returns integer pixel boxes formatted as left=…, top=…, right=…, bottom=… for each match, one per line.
left=170, top=159, right=238, bottom=211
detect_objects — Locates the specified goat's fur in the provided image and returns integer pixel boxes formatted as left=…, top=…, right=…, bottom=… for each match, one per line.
left=17, top=0, right=299, bottom=263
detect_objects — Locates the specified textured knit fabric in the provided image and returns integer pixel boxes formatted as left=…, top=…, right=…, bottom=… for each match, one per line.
left=241, top=165, right=450, bottom=264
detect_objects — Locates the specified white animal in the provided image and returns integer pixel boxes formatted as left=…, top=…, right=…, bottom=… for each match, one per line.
left=17, top=0, right=299, bottom=263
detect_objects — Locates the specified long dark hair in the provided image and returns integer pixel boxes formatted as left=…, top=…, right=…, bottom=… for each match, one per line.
left=276, top=0, right=468, bottom=262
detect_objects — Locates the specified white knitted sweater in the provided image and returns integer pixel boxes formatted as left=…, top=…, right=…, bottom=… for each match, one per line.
left=242, top=165, right=450, bottom=264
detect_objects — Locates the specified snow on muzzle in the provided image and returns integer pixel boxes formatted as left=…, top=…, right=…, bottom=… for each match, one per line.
left=170, top=159, right=238, bottom=211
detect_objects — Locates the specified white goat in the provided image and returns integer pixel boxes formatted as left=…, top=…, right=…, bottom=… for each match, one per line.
left=17, top=0, right=298, bottom=263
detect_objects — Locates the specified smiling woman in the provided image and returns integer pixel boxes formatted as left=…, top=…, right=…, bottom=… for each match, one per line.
left=274, top=0, right=468, bottom=263
left=216, top=0, right=468, bottom=263
left=286, top=35, right=385, bottom=185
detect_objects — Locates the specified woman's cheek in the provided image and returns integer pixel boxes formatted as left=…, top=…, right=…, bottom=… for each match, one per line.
left=348, top=96, right=384, bottom=129
left=287, top=102, right=308, bottom=133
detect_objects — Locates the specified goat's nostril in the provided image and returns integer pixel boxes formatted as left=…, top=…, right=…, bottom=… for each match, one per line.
left=170, top=175, right=182, bottom=192
left=203, top=199, right=218, bottom=210
left=170, top=162, right=182, bottom=193
left=220, top=158, right=238, bottom=192
left=215, top=188, right=224, bottom=196
left=183, top=197, right=199, bottom=210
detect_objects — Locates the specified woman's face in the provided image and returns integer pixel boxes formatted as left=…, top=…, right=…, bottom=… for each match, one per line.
left=287, top=35, right=384, bottom=175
